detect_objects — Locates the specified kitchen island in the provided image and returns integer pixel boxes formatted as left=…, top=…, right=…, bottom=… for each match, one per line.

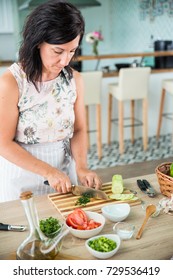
left=0, top=158, right=173, bottom=260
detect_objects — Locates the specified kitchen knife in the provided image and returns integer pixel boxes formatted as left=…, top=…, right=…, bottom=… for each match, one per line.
left=44, top=180, right=108, bottom=200
left=136, top=179, right=156, bottom=197
left=71, top=184, right=108, bottom=200
left=0, top=222, right=27, bottom=232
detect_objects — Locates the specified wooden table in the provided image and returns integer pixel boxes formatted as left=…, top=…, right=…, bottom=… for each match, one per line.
left=96, top=157, right=173, bottom=183
left=0, top=170, right=173, bottom=260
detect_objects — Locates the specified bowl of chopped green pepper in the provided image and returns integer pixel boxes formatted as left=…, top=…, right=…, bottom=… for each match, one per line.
left=85, top=234, right=121, bottom=259
left=39, top=217, right=62, bottom=239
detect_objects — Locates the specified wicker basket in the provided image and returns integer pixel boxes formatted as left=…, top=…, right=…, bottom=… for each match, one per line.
left=155, top=162, right=173, bottom=197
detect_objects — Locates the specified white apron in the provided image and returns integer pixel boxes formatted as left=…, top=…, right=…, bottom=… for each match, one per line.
left=0, top=140, right=78, bottom=202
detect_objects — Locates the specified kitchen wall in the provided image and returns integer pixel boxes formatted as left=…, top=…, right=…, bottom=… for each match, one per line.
left=1, top=0, right=173, bottom=63
left=81, top=0, right=173, bottom=70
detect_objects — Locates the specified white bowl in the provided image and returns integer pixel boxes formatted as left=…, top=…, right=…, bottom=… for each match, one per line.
left=101, top=203, right=130, bottom=222
left=85, top=234, right=121, bottom=259
left=65, top=211, right=105, bottom=239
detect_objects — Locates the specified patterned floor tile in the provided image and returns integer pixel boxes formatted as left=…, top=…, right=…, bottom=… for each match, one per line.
left=87, top=134, right=173, bottom=170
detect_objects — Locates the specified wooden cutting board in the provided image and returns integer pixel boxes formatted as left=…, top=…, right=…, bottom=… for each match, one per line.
left=48, top=182, right=141, bottom=217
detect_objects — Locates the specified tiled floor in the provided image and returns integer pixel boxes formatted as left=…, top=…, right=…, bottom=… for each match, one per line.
left=87, top=134, right=173, bottom=170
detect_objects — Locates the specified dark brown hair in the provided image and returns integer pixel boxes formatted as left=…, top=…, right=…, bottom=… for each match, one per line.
left=19, top=0, right=85, bottom=88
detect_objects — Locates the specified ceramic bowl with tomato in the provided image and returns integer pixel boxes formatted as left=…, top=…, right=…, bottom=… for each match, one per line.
left=65, top=209, right=105, bottom=239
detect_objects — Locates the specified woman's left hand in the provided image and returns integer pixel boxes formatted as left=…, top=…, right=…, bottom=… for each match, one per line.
left=77, top=168, right=102, bottom=190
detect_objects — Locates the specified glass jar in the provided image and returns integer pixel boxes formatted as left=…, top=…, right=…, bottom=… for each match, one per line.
left=16, top=191, right=63, bottom=260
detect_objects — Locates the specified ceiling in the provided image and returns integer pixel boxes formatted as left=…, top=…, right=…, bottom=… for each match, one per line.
left=18, top=0, right=101, bottom=10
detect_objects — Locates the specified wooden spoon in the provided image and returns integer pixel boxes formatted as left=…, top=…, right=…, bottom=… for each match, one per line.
left=136, top=204, right=156, bottom=239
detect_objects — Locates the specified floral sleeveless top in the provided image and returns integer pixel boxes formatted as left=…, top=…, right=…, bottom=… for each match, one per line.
left=9, top=63, right=77, bottom=144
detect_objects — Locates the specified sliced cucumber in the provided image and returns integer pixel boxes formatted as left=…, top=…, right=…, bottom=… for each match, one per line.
left=112, top=174, right=123, bottom=194
left=129, top=196, right=139, bottom=201
left=109, top=193, right=134, bottom=200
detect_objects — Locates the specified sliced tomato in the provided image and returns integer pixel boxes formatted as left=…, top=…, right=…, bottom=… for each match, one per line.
left=66, top=213, right=79, bottom=229
left=71, top=213, right=85, bottom=225
left=93, top=221, right=101, bottom=228
left=66, top=209, right=88, bottom=229
left=86, top=219, right=101, bottom=230
left=73, top=208, right=88, bottom=223
left=66, top=209, right=101, bottom=230
left=87, top=219, right=96, bottom=229
left=88, top=222, right=95, bottom=229
left=76, top=224, right=87, bottom=230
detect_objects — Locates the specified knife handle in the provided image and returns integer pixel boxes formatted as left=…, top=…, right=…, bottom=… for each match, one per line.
left=0, top=223, right=9, bottom=231
left=142, top=179, right=156, bottom=195
left=44, top=180, right=49, bottom=185
left=142, top=179, right=152, bottom=189
left=136, top=180, right=147, bottom=191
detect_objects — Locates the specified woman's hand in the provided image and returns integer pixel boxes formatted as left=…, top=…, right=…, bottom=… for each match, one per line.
left=46, top=167, right=72, bottom=193
left=77, top=167, right=102, bottom=190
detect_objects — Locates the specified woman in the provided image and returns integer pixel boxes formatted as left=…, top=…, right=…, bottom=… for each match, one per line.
left=0, top=0, right=102, bottom=202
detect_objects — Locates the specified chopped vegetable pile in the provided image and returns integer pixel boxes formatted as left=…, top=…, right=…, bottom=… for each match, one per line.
left=110, top=174, right=138, bottom=201
left=109, top=193, right=138, bottom=200
left=88, top=236, right=117, bottom=252
left=39, top=217, right=61, bottom=236
left=75, top=193, right=93, bottom=206
left=66, top=208, right=101, bottom=230
left=112, top=174, right=124, bottom=194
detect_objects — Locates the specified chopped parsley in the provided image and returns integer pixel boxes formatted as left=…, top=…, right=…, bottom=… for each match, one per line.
left=75, top=193, right=93, bottom=206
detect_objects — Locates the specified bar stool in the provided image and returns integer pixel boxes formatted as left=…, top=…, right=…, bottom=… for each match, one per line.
left=156, top=79, right=173, bottom=140
left=107, top=67, right=151, bottom=154
left=81, top=71, right=103, bottom=159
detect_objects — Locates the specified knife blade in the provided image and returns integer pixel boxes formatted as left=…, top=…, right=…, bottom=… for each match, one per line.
left=44, top=180, right=108, bottom=200
left=71, top=184, right=108, bottom=200
left=0, top=223, right=27, bottom=232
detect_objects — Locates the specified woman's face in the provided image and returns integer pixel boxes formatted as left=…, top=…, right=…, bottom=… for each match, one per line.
left=39, top=35, right=80, bottom=75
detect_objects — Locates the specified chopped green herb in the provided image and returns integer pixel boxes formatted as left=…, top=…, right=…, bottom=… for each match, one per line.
left=75, top=193, right=93, bottom=206
left=39, top=217, right=61, bottom=237
left=88, top=236, right=117, bottom=252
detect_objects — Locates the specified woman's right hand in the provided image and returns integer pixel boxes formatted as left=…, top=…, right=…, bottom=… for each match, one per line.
left=45, top=167, right=72, bottom=193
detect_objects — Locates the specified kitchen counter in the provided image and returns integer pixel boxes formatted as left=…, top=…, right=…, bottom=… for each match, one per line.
left=0, top=158, right=173, bottom=260
left=1, top=50, right=173, bottom=66
left=77, top=50, right=173, bottom=77
left=77, top=50, right=173, bottom=61
left=1, top=50, right=173, bottom=79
